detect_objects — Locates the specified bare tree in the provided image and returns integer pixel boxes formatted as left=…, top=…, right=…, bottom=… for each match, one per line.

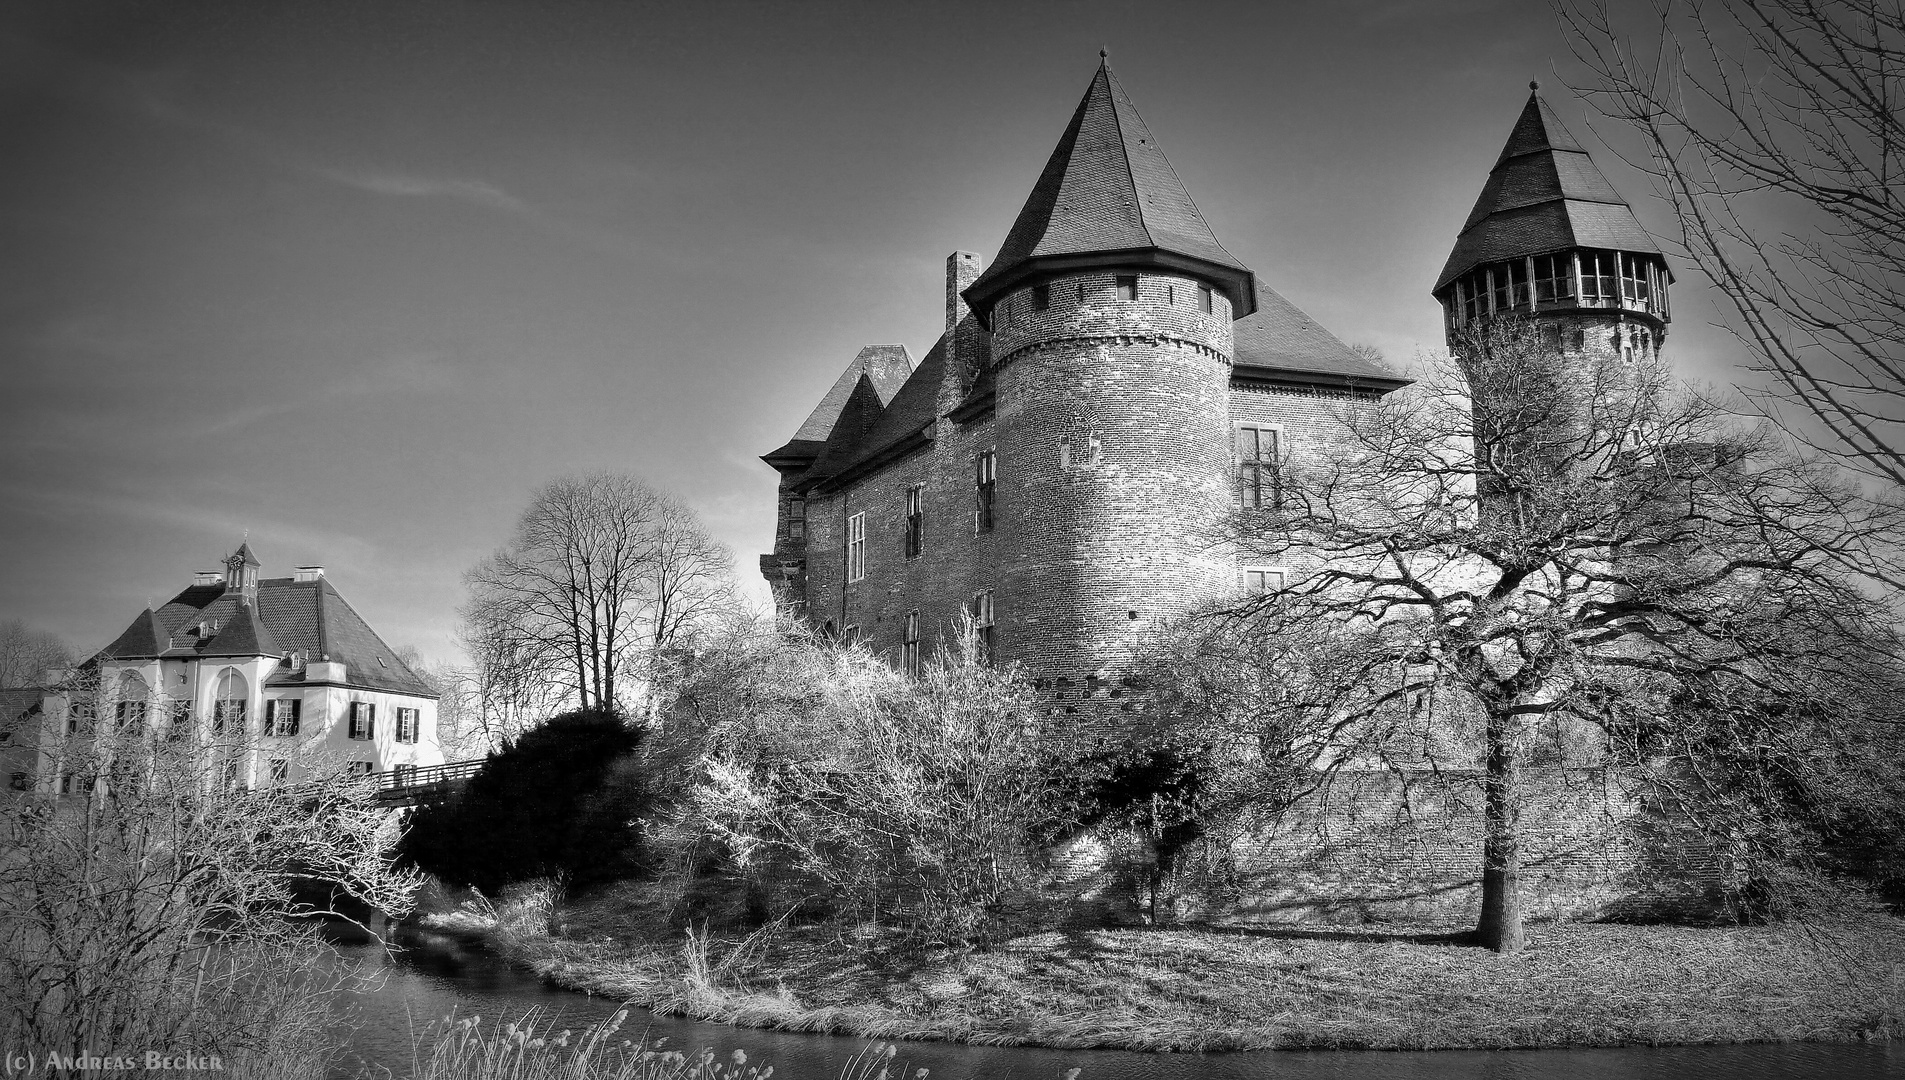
left=1, top=671, right=419, bottom=1075
left=0, top=618, right=73, bottom=687
left=1171, top=320, right=1901, bottom=952
left=462, top=473, right=733, bottom=720
left=1563, top=0, right=1905, bottom=485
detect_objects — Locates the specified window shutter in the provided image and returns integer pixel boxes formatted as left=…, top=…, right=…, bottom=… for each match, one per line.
left=287, top=698, right=300, bottom=735
left=366, top=703, right=376, bottom=740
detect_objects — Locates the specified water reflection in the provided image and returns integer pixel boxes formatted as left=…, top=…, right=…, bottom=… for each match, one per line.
left=326, top=921, right=1900, bottom=1080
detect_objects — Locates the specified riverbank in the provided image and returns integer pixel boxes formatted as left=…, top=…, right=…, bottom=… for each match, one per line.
left=420, top=884, right=1905, bottom=1053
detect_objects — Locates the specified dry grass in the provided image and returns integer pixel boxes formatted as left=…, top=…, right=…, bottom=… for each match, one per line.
left=501, top=890, right=1905, bottom=1052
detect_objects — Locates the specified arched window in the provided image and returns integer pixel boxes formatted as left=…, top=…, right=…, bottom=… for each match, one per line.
left=114, top=671, right=150, bottom=729
left=213, top=669, right=248, bottom=735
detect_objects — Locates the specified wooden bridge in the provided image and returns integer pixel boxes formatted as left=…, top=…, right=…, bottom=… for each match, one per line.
left=369, top=759, right=483, bottom=806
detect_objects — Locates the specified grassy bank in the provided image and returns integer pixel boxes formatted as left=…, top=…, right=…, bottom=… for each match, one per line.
left=420, top=884, right=1905, bottom=1052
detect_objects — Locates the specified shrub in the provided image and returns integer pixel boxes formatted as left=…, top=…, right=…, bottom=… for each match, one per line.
left=402, top=709, right=648, bottom=895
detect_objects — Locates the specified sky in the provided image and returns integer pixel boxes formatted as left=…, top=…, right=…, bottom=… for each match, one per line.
left=0, top=0, right=1748, bottom=666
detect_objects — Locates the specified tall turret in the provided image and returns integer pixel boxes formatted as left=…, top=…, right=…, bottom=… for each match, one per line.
left=1435, top=83, right=1670, bottom=367
left=963, top=56, right=1250, bottom=684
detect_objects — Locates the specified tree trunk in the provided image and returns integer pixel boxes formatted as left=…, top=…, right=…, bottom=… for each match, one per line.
left=1475, top=705, right=1524, bottom=953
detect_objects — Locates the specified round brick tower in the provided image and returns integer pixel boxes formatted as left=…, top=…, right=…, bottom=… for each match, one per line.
left=962, top=56, right=1257, bottom=704
left=1434, top=83, right=1671, bottom=402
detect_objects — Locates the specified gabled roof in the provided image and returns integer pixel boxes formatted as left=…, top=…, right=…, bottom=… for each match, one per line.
left=800, top=374, right=892, bottom=484
left=964, top=57, right=1255, bottom=322
left=764, top=345, right=914, bottom=467
left=819, top=332, right=953, bottom=486
left=1436, top=87, right=1660, bottom=294
left=1231, top=280, right=1408, bottom=390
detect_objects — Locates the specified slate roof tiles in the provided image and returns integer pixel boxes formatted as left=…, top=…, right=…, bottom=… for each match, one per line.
left=1436, top=89, right=1661, bottom=294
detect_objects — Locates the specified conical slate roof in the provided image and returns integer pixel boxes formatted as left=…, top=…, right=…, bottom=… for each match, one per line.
left=964, top=57, right=1255, bottom=322
left=1435, top=87, right=1661, bottom=294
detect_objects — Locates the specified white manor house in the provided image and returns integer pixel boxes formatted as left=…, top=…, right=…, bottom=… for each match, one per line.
left=7, top=544, right=443, bottom=794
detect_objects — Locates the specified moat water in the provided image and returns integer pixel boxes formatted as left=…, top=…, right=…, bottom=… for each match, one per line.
left=323, top=920, right=1902, bottom=1079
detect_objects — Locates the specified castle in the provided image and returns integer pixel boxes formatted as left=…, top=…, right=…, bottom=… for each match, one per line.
left=762, top=59, right=1668, bottom=717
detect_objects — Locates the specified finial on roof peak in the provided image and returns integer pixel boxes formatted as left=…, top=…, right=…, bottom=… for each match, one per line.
left=1100, top=47, right=1108, bottom=61
left=1530, top=79, right=1540, bottom=91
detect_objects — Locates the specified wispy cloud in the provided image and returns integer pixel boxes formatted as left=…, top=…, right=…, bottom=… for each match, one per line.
left=197, top=349, right=462, bottom=437
left=315, top=168, right=535, bottom=215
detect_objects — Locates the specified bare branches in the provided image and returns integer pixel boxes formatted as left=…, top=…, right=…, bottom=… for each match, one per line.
left=462, top=473, right=735, bottom=724
left=1564, top=0, right=1905, bottom=484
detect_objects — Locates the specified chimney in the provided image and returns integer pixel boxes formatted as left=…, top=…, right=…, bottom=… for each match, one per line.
left=293, top=566, right=325, bottom=583
left=193, top=571, right=222, bottom=586
left=946, top=250, right=981, bottom=338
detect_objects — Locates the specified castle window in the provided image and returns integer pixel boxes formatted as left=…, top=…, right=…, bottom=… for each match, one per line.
left=1620, top=253, right=1650, bottom=305
left=269, top=758, right=289, bottom=784
left=904, top=485, right=924, bottom=558
left=1460, top=277, right=1482, bottom=322
left=970, top=590, right=995, bottom=663
left=1581, top=251, right=1617, bottom=304
left=1115, top=275, right=1138, bottom=302
left=1032, top=283, right=1050, bottom=311
left=1571, top=329, right=1587, bottom=351
left=1240, top=567, right=1287, bottom=593
left=1167, top=285, right=1176, bottom=305
left=1491, top=266, right=1511, bottom=312
left=843, top=624, right=861, bottom=646
left=1235, top=424, right=1281, bottom=509
left=902, top=611, right=921, bottom=677
left=1508, top=260, right=1530, bottom=309
left=1198, top=284, right=1213, bottom=314
left=266, top=698, right=300, bottom=736
left=846, top=512, right=867, bottom=582
left=1544, top=324, right=1563, bottom=351
left=1534, top=253, right=1574, bottom=302
left=347, top=701, right=375, bottom=741
left=395, top=707, right=420, bottom=744
left=974, top=450, right=996, bottom=532
left=786, top=497, right=805, bottom=542
left=996, top=295, right=1012, bottom=330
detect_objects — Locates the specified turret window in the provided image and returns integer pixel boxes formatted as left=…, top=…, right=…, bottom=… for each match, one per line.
left=1581, top=251, right=1618, bottom=304
left=1032, top=283, right=1050, bottom=311
left=1534, top=254, right=1574, bottom=302
left=1508, top=260, right=1530, bottom=308
left=1620, top=254, right=1651, bottom=304
left=1115, top=275, right=1138, bottom=302
left=786, top=497, right=805, bottom=542
left=1198, top=284, right=1214, bottom=314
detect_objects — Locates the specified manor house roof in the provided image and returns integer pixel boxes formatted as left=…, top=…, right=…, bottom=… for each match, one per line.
left=94, top=558, right=435, bottom=698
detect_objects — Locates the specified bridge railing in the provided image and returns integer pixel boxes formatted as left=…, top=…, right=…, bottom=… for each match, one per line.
left=369, top=758, right=483, bottom=799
